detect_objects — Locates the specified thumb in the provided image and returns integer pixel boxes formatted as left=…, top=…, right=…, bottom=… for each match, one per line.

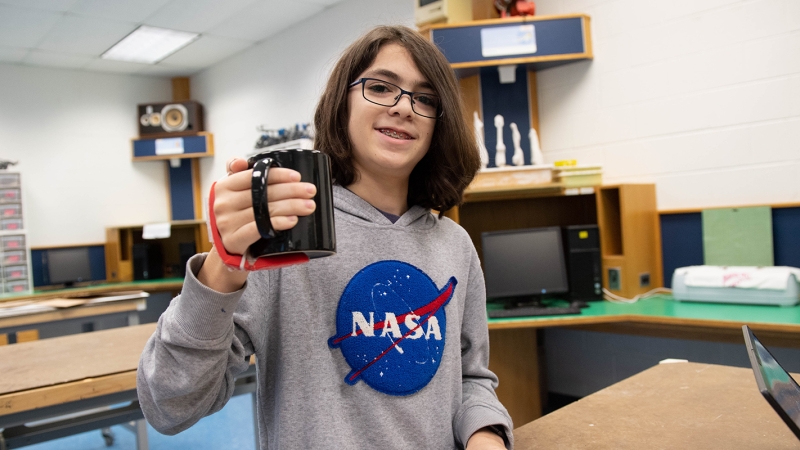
left=226, top=157, right=250, bottom=175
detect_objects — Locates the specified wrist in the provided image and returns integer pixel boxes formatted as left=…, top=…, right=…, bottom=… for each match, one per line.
left=466, top=426, right=506, bottom=449
left=197, top=247, right=249, bottom=293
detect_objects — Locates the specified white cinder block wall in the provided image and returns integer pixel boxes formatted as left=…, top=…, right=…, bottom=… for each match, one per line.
left=534, top=0, right=800, bottom=398
left=534, top=0, right=800, bottom=210
left=0, top=65, right=172, bottom=246
left=191, top=0, right=414, bottom=205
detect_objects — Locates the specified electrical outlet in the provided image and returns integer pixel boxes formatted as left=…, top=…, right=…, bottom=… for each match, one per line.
left=640, top=273, right=651, bottom=288
left=608, top=267, right=621, bottom=291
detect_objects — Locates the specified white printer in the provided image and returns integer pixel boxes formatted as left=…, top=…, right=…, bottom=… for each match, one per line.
left=672, top=266, right=800, bottom=306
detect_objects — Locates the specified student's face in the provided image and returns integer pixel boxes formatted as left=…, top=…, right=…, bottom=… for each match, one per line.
left=347, top=43, right=436, bottom=184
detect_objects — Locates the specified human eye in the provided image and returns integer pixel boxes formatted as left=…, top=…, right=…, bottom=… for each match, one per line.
left=414, top=93, right=440, bottom=108
left=365, top=79, right=396, bottom=96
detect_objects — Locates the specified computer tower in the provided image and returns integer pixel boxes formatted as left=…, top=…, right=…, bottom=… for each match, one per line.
left=132, top=243, right=164, bottom=281
left=563, top=225, right=603, bottom=301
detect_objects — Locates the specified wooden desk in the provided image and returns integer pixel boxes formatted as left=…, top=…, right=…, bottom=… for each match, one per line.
left=0, top=323, right=156, bottom=417
left=513, top=362, right=800, bottom=449
left=488, top=296, right=800, bottom=428
left=0, top=292, right=148, bottom=332
left=0, top=323, right=255, bottom=449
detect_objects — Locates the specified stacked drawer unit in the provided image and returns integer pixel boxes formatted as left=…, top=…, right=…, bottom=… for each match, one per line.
left=0, top=172, right=31, bottom=294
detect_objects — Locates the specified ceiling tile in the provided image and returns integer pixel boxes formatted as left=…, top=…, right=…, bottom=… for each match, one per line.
left=158, top=34, right=252, bottom=68
left=0, top=46, right=29, bottom=63
left=0, top=5, right=62, bottom=48
left=143, top=0, right=258, bottom=33
left=37, top=15, right=136, bottom=56
left=68, top=0, right=172, bottom=23
left=23, top=49, right=91, bottom=69
left=0, top=0, right=80, bottom=12
left=209, top=1, right=324, bottom=42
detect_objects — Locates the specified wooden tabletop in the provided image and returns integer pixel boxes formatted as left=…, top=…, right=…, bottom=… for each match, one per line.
left=513, top=362, right=800, bottom=449
left=0, top=323, right=156, bottom=416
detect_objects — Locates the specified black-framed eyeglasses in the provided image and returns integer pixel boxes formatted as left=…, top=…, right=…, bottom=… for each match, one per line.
left=349, top=78, right=442, bottom=119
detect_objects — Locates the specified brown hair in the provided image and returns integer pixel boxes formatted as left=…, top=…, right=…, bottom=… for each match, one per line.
left=313, top=25, right=480, bottom=214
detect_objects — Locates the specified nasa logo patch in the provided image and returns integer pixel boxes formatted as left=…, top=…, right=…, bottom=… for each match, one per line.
left=328, top=260, right=457, bottom=396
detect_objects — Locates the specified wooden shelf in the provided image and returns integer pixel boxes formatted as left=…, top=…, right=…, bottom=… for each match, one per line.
left=429, top=14, right=592, bottom=76
left=105, top=220, right=211, bottom=283
left=451, top=183, right=662, bottom=299
left=131, top=131, right=214, bottom=162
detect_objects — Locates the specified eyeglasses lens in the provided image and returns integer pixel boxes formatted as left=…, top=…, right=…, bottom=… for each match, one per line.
left=362, top=79, right=440, bottom=118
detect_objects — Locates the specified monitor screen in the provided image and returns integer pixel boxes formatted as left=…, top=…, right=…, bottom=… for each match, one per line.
left=47, top=247, right=92, bottom=286
left=481, top=227, right=569, bottom=302
left=744, top=325, right=800, bottom=437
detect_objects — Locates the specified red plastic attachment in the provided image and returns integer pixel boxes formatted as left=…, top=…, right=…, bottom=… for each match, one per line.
left=208, top=181, right=309, bottom=271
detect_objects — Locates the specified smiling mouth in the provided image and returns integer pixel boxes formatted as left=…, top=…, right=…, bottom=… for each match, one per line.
left=378, top=128, right=413, bottom=140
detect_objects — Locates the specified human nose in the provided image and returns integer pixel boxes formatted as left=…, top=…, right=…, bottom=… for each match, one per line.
left=389, top=91, right=415, bottom=116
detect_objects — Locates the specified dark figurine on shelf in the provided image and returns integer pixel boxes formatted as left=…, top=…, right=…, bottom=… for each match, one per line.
left=494, top=0, right=535, bottom=17
left=0, top=160, right=18, bottom=170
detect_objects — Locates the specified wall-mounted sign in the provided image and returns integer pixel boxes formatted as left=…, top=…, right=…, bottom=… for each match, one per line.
left=481, top=24, right=537, bottom=58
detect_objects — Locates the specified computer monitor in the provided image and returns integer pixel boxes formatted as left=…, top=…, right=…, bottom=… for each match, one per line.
left=46, top=247, right=92, bottom=287
left=481, top=226, right=570, bottom=306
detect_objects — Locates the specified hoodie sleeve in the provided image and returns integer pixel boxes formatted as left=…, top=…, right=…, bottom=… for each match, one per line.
left=453, top=249, right=514, bottom=449
left=137, top=253, right=254, bottom=435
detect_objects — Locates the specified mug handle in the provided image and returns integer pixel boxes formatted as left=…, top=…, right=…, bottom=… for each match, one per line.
left=251, top=157, right=281, bottom=239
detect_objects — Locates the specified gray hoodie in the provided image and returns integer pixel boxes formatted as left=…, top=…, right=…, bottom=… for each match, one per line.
left=137, top=185, right=514, bottom=449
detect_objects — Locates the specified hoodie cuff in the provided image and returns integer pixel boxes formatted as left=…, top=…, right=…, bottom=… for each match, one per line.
left=457, top=405, right=514, bottom=450
left=172, top=253, right=246, bottom=340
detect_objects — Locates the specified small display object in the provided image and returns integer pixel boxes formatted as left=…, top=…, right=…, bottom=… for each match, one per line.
left=529, top=128, right=545, bottom=166
left=509, top=122, right=524, bottom=166
left=493, top=114, right=506, bottom=167
left=473, top=112, right=489, bottom=169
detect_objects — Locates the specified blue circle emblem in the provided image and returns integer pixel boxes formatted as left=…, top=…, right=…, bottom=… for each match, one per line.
left=328, top=260, right=457, bottom=396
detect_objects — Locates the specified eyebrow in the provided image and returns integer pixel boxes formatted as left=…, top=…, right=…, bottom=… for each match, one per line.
left=364, top=68, right=435, bottom=91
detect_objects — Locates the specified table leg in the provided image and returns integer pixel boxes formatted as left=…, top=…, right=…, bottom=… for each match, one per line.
left=251, top=392, right=259, bottom=449
left=489, top=328, right=541, bottom=427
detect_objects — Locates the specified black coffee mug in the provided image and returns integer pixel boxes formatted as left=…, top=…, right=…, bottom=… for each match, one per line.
left=247, top=149, right=336, bottom=259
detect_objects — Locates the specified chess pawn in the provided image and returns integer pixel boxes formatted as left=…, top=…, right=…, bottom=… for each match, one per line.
left=494, top=114, right=506, bottom=168
left=509, top=122, right=524, bottom=166
left=474, top=111, right=489, bottom=169
left=529, top=127, right=545, bottom=166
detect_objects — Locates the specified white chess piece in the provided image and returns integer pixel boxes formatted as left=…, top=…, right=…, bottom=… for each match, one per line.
left=494, top=114, right=506, bottom=168
left=529, top=127, right=545, bottom=166
left=474, top=111, right=489, bottom=169
left=509, top=123, right=524, bottom=166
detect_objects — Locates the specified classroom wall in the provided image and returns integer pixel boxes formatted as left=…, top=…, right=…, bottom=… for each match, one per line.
left=190, top=0, right=414, bottom=203
left=530, top=0, right=800, bottom=399
left=533, top=0, right=800, bottom=210
left=0, top=65, right=172, bottom=247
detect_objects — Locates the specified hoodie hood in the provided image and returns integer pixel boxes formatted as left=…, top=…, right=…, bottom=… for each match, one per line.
left=333, top=185, right=433, bottom=228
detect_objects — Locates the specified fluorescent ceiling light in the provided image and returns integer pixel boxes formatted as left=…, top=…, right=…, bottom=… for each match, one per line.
left=101, top=26, right=199, bottom=64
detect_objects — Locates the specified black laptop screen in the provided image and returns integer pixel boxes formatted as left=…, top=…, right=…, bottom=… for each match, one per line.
left=744, top=325, right=800, bottom=437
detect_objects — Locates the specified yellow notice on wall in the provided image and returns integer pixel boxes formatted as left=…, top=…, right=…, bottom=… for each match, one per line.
left=702, top=206, right=773, bottom=266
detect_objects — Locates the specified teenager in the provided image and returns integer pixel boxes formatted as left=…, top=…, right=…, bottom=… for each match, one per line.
left=138, top=25, right=513, bottom=449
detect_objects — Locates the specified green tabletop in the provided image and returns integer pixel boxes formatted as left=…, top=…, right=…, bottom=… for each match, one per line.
left=0, top=278, right=185, bottom=303
left=488, top=295, right=800, bottom=327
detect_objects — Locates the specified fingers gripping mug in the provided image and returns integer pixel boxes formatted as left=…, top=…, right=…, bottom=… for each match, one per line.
left=248, top=149, right=336, bottom=261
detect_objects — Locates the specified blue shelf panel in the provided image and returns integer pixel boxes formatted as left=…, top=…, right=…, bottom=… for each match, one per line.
left=132, top=133, right=213, bottom=160
left=430, top=15, right=589, bottom=68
